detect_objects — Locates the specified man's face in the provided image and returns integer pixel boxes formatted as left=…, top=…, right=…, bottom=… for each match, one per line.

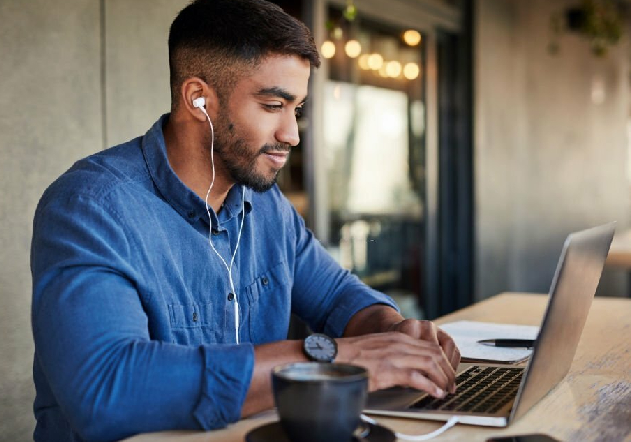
left=212, top=55, right=311, bottom=192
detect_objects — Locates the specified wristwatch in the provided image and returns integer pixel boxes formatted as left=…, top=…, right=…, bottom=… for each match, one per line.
left=303, top=333, right=338, bottom=362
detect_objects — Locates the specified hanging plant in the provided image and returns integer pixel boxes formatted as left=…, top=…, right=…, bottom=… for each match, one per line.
left=549, top=0, right=624, bottom=57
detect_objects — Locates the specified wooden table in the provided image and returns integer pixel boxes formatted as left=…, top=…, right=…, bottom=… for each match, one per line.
left=606, top=229, right=631, bottom=268
left=123, top=293, right=631, bottom=442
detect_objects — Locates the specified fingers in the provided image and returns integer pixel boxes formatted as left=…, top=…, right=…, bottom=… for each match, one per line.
left=372, top=368, right=447, bottom=398
left=450, top=344, right=461, bottom=371
left=420, top=321, right=440, bottom=345
left=387, top=351, right=451, bottom=397
left=435, top=335, right=458, bottom=393
left=390, top=320, right=462, bottom=391
left=437, top=328, right=461, bottom=371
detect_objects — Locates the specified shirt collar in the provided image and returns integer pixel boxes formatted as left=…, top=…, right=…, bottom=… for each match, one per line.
left=141, top=114, right=253, bottom=225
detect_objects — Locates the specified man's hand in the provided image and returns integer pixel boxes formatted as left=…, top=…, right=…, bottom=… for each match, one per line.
left=387, top=319, right=461, bottom=372
left=336, top=330, right=457, bottom=398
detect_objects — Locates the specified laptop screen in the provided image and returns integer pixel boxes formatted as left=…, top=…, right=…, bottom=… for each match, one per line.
left=510, top=222, right=615, bottom=422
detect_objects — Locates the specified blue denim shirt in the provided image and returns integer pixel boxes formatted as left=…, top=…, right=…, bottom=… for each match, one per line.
left=30, top=114, right=397, bottom=442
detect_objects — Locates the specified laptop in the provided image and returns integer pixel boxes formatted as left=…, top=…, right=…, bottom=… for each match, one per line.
left=365, top=222, right=615, bottom=427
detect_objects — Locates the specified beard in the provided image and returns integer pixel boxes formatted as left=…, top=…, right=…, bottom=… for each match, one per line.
left=212, top=112, right=291, bottom=193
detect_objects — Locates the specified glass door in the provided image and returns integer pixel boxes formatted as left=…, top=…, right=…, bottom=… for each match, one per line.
left=317, top=7, right=428, bottom=318
left=305, top=0, right=471, bottom=320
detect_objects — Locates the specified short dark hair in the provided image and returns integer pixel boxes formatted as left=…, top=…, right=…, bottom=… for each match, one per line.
left=168, top=0, right=320, bottom=108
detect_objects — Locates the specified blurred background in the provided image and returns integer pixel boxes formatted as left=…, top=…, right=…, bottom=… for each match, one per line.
left=1, top=0, right=630, bottom=440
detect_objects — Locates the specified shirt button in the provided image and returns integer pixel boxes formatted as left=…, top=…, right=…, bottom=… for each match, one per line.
left=211, top=228, right=220, bottom=235
left=187, top=211, right=196, bottom=219
left=227, top=293, right=235, bottom=301
left=192, top=312, right=199, bottom=322
left=261, top=277, right=269, bottom=286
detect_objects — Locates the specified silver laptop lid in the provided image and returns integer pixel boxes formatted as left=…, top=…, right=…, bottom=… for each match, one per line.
left=509, top=222, right=615, bottom=423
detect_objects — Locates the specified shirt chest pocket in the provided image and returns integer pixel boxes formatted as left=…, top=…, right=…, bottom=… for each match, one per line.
left=242, top=261, right=292, bottom=344
left=168, top=301, right=220, bottom=345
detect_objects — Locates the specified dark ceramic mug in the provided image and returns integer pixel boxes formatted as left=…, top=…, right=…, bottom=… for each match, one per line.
left=272, top=362, right=369, bottom=442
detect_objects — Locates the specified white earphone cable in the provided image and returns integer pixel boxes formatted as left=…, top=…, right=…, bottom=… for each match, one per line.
left=199, top=105, right=246, bottom=344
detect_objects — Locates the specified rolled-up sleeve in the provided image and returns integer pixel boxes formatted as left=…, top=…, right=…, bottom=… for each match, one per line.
left=194, top=344, right=253, bottom=429
left=31, top=192, right=254, bottom=442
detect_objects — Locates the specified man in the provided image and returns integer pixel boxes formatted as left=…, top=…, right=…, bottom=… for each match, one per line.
left=30, top=1, right=460, bottom=441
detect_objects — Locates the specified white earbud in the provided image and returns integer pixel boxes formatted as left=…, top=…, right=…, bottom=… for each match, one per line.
left=193, top=97, right=206, bottom=109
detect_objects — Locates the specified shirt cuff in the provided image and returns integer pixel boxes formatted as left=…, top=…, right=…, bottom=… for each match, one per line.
left=193, top=343, right=254, bottom=430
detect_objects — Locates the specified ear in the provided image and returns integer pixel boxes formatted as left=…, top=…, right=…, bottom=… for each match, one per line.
left=180, top=77, right=220, bottom=122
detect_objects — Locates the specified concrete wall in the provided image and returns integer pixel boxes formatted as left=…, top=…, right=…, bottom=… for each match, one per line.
left=105, top=0, right=187, bottom=147
left=475, top=0, right=631, bottom=300
left=0, top=1, right=184, bottom=440
left=0, top=1, right=101, bottom=439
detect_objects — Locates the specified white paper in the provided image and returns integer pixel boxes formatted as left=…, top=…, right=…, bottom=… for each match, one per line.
left=439, top=320, right=540, bottom=363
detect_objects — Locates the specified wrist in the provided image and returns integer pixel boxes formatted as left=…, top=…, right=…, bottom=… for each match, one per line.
left=333, top=337, right=359, bottom=364
left=345, top=304, right=404, bottom=336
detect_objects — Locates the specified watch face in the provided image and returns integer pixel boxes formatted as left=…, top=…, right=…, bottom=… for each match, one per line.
left=304, top=334, right=337, bottom=362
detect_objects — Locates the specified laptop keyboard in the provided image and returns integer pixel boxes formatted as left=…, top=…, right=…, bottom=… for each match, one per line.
left=410, top=366, right=524, bottom=413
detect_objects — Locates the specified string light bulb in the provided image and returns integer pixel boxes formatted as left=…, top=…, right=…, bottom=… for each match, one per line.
left=403, top=62, right=419, bottom=80
left=385, top=61, right=402, bottom=78
left=367, top=53, right=383, bottom=70
left=403, top=30, right=422, bottom=46
left=321, top=40, right=336, bottom=59
left=345, top=39, right=362, bottom=58
left=358, top=54, right=370, bottom=70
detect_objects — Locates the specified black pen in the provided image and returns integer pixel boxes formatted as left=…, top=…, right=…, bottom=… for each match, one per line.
left=477, top=339, right=535, bottom=348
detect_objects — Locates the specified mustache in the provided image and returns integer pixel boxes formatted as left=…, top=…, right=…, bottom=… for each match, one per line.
left=258, top=143, right=291, bottom=155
